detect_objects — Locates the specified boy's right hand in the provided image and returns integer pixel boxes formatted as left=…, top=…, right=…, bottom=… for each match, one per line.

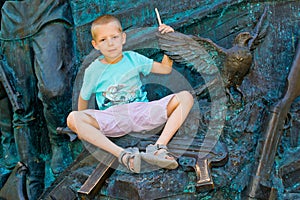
left=158, top=24, right=174, bottom=34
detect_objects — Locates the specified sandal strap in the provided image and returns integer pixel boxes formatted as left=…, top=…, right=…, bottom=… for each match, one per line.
left=118, top=148, right=135, bottom=165
left=118, top=147, right=141, bottom=173
left=118, top=150, right=128, bottom=165
left=156, top=144, right=168, bottom=150
left=145, top=144, right=167, bottom=153
left=142, top=144, right=179, bottom=169
left=153, top=144, right=177, bottom=159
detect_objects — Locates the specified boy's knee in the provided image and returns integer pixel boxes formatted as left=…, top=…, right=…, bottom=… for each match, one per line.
left=67, top=111, right=77, bottom=132
left=182, top=90, right=193, bottom=100
left=178, top=91, right=194, bottom=106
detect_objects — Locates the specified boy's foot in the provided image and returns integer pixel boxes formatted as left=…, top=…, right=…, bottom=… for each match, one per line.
left=141, top=144, right=178, bottom=169
left=118, top=147, right=141, bottom=173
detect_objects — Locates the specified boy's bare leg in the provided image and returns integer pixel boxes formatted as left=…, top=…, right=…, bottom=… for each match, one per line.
left=67, top=90, right=193, bottom=166
left=68, top=112, right=141, bottom=171
left=155, top=91, right=194, bottom=146
left=141, top=91, right=194, bottom=165
left=67, top=112, right=124, bottom=157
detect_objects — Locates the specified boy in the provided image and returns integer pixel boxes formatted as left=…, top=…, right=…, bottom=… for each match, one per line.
left=67, top=15, right=193, bottom=173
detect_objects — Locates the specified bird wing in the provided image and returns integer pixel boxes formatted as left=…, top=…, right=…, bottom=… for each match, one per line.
left=248, top=6, right=269, bottom=51
left=156, top=31, right=226, bottom=76
left=191, top=35, right=227, bottom=70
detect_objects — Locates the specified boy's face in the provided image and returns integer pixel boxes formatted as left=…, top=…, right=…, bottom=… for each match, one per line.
left=91, top=21, right=126, bottom=64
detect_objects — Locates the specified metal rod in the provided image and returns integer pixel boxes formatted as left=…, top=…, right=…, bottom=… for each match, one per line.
left=155, top=8, right=162, bottom=26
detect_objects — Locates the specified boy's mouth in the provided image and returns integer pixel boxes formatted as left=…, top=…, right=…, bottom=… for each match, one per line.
left=108, top=49, right=117, bottom=52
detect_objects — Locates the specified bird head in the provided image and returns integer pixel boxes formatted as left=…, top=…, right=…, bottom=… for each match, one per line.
left=233, top=32, right=253, bottom=47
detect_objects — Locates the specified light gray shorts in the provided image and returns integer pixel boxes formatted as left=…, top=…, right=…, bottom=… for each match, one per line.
left=83, top=94, right=175, bottom=137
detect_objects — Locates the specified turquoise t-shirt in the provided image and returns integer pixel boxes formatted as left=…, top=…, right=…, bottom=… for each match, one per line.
left=80, top=51, right=153, bottom=110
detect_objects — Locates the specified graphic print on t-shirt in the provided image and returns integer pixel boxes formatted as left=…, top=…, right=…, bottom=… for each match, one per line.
left=102, top=84, right=140, bottom=107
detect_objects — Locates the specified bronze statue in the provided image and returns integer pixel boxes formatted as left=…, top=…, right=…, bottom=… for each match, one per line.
left=201, top=32, right=253, bottom=101
left=246, top=40, right=300, bottom=199
left=0, top=1, right=75, bottom=199
left=0, top=83, right=18, bottom=183
left=157, top=7, right=268, bottom=103
left=0, top=2, right=19, bottom=190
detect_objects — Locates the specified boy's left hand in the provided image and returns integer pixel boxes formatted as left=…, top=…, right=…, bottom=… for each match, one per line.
left=158, top=24, right=174, bottom=34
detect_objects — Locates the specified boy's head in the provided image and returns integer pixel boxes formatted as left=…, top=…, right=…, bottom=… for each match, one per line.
left=91, top=15, right=126, bottom=64
left=91, top=15, right=123, bottom=40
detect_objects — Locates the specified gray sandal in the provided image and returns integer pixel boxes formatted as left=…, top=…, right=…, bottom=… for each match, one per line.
left=141, top=144, right=178, bottom=169
left=118, top=147, right=141, bottom=173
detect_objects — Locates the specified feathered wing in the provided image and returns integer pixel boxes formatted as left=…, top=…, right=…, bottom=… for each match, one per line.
left=248, top=6, right=269, bottom=51
left=157, top=31, right=228, bottom=147
left=156, top=31, right=226, bottom=77
left=156, top=31, right=228, bottom=106
left=191, top=35, right=227, bottom=71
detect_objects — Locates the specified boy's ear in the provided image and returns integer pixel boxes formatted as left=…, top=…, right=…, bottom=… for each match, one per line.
left=91, top=40, right=99, bottom=50
left=122, top=32, right=126, bottom=45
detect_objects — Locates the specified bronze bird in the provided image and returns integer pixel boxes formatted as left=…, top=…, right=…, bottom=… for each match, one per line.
left=191, top=32, right=254, bottom=102
left=157, top=7, right=268, bottom=103
left=223, top=32, right=254, bottom=92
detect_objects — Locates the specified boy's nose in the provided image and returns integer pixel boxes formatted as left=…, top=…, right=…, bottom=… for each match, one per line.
left=107, top=38, right=113, bottom=46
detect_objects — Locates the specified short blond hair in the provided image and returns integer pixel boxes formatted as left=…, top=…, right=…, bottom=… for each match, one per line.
left=91, top=15, right=122, bottom=39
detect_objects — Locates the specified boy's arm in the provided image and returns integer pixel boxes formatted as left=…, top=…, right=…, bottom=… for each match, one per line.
left=151, top=24, right=174, bottom=74
left=78, top=95, right=89, bottom=111
left=151, top=55, right=173, bottom=74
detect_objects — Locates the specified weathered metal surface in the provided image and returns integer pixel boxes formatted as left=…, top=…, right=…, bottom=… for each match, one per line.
left=42, top=1, right=300, bottom=199
left=138, top=135, right=228, bottom=191
left=53, top=129, right=228, bottom=198
left=246, top=41, right=300, bottom=199
left=39, top=148, right=98, bottom=199
left=158, top=7, right=268, bottom=104
left=279, top=159, right=300, bottom=190
left=78, top=152, right=117, bottom=199
left=1, top=0, right=300, bottom=200
left=0, top=162, right=29, bottom=200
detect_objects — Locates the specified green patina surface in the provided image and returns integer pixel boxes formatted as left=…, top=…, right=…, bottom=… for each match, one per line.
left=0, top=0, right=299, bottom=199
